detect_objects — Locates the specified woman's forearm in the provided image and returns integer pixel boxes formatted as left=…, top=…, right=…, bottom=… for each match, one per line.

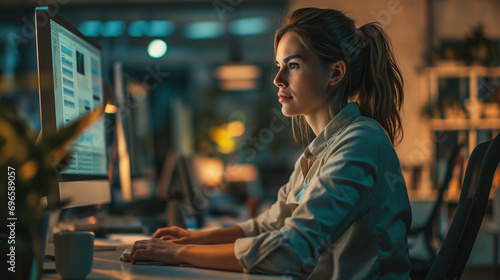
left=198, top=225, right=245, bottom=244
left=177, top=243, right=243, bottom=272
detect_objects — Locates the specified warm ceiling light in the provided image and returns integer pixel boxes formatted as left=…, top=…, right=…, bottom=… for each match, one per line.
left=214, top=64, right=261, bottom=80
left=219, top=79, right=258, bottom=91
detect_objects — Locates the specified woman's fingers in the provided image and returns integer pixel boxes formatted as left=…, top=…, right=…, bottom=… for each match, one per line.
left=130, top=248, right=142, bottom=264
left=130, top=240, right=149, bottom=264
left=131, top=239, right=147, bottom=255
left=151, top=226, right=181, bottom=239
left=160, top=235, right=187, bottom=243
left=151, top=229, right=169, bottom=239
left=130, top=239, right=182, bottom=265
left=160, top=235, right=180, bottom=240
left=152, top=228, right=171, bottom=239
left=130, top=239, right=161, bottom=263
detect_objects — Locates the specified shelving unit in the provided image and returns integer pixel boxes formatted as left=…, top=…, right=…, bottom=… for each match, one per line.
left=430, top=118, right=500, bottom=131
left=425, top=65, right=500, bottom=150
left=422, top=65, right=500, bottom=199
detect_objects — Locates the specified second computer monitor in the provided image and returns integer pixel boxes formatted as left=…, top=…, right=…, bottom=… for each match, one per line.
left=113, top=62, right=156, bottom=201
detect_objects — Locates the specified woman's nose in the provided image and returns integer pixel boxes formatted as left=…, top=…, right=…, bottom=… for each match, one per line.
left=273, top=70, right=287, bottom=88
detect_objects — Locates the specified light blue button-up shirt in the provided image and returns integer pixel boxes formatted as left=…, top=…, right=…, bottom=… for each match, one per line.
left=235, top=102, right=412, bottom=279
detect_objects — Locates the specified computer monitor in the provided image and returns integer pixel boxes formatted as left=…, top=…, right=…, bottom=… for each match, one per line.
left=35, top=6, right=111, bottom=209
left=158, top=153, right=206, bottom=229
left=113, top=62, right=156, bottom=201
left=154, top=99, right=206, bottom=228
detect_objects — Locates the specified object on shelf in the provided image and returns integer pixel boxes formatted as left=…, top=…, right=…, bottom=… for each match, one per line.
left=443, top=103, right=467, bottom=120
left=483, top=103, right=500, bottom=118
left=460, top=24, right=499, bottom=67
left=464, top=98, right=483, bottom=120
left=432, top=40, right=463, bottom=66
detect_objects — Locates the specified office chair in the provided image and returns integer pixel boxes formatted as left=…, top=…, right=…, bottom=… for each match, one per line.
left=409, top=143, right=464, bottom=279
left=424, top=132, right=500, bottom=280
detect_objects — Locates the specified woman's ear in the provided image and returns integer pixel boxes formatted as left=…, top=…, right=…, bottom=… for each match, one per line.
left=329, top=60, right=346, bottom=85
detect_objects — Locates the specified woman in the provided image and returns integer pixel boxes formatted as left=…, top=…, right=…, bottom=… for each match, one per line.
left=131, top=7, right=411, bottom=279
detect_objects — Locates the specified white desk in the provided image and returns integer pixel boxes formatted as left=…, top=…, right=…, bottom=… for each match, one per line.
left=42, top=241, right=288, bottom=280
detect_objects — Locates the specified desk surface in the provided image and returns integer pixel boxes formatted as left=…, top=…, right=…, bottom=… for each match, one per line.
left=42, top=239, right=288, bottom=280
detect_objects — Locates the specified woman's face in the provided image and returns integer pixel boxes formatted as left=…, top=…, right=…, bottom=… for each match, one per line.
left=274, top=32, right=332, bottom=118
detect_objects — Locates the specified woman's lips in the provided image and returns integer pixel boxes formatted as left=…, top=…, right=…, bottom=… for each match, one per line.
left=278, top=93, right=292, bottom=103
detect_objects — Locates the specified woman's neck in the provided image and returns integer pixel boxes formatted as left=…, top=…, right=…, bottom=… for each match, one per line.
left=305, top=101, right=345, bottom=136
left=304, top=106, right=332, bottom=136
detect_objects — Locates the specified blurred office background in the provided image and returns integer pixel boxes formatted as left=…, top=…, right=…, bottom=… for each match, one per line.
left=1, top=0, right=500, bottom=278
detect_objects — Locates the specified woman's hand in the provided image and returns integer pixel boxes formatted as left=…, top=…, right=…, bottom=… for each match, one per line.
left=130, top=238, right=187, bottom=265
left=151, top=226, right=202, bottom=244
left=131, top=239, right=242, bottom=271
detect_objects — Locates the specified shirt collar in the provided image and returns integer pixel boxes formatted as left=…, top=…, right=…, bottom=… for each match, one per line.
left=305, top=102, right=361, bottom=158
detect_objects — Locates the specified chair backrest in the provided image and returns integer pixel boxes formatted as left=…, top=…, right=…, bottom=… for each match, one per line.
left=426, top=132, right=500, bottom=280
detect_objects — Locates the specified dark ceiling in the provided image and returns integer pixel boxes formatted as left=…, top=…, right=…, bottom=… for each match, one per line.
left=0, top=0, right=287, bottom=71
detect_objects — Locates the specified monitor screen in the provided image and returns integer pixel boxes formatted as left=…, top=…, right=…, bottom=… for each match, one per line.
left=36, top=6, right=110, bottom=209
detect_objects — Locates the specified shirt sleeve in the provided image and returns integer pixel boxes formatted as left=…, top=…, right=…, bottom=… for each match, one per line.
left=234, top=127, right=379, bottom=275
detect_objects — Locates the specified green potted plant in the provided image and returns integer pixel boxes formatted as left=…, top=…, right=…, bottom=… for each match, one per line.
left=460, top=24, right=499, bottom=67
left=0, top=96, right=104, bottom=280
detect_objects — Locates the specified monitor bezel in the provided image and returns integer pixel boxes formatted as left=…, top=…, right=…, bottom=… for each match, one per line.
left=35, top=6, right=110, bottom=208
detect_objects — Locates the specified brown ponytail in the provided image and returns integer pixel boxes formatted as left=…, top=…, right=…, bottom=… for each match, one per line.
left=275, top=8, right=404, bottom=145
left=358, top=23, right=404, bottom=145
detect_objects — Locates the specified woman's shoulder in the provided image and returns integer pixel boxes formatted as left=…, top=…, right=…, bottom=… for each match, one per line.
left=326, top=115, right=394, bottom=161
left=341, top=115, right=392, bottom=145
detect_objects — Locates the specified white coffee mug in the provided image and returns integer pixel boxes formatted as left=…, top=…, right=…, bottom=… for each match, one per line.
left=53, top=231, right=94, bottom=279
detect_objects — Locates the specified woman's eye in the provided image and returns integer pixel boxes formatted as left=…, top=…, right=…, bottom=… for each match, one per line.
left=289, top=63, right=299, bottom=69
